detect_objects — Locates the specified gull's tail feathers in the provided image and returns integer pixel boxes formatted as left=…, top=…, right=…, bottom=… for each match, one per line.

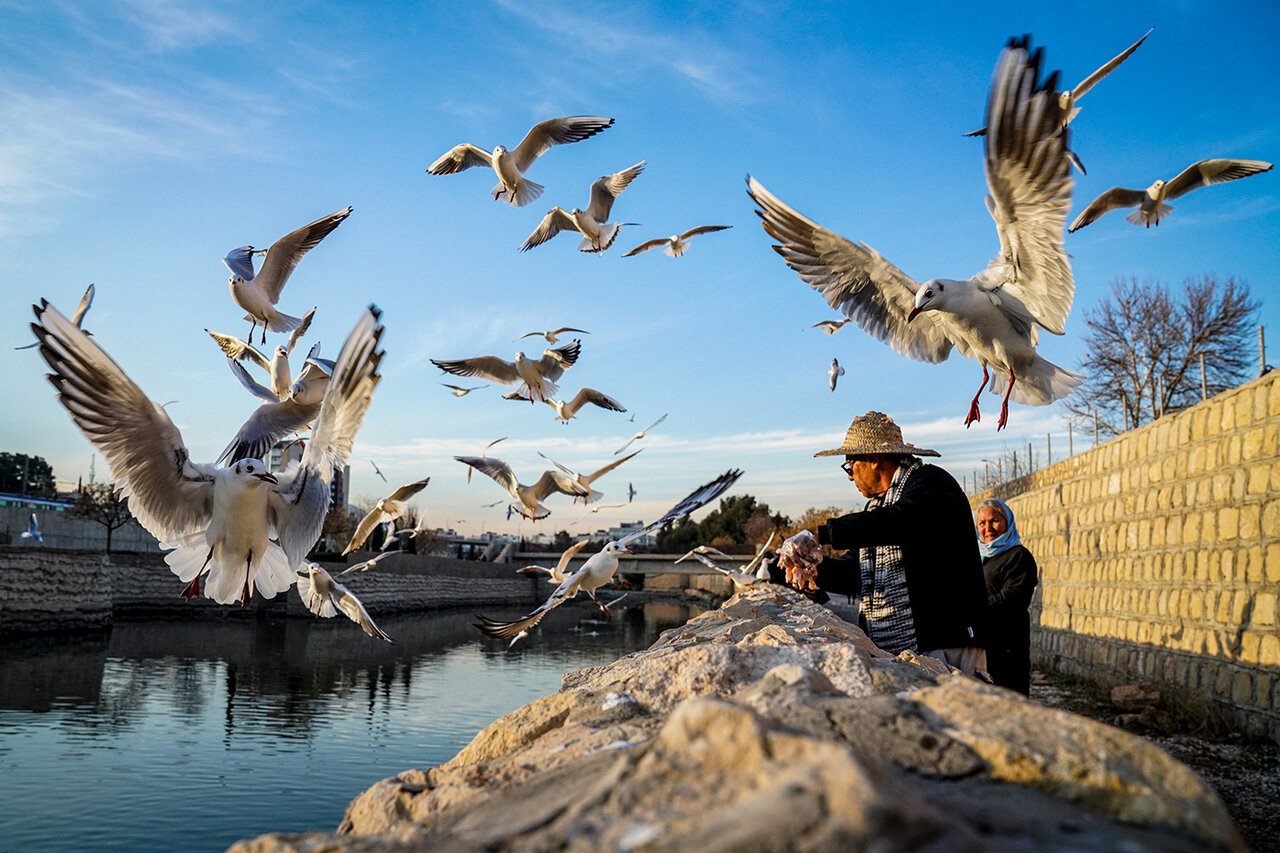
left=1128, top=205, right=1172, bottom=227
left=990, top=358, right=1085, bottom=406
left=578, top=223, right=633, bottom=253
left=263, top=308, right=305, bottom=334
left=493, top=179, right=544, bottom=208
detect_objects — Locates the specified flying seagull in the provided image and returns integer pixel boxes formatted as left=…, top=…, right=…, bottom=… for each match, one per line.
left=520, top=161, right=646, bottom=253
left=514, top=326, right=589, bottom=344
left=749, top=36, right=1082, bottom=430
left=454, top=456, right=590, bottom=520
left=337, top=549, right=402, bottom=576
left=222, top=206, right=349, bottom=344
left=443, top=383, right=487, bottom=397
left=343, top=477, right=431, bottom=555
left=517, top=537, right=593, bottom=585
left=432, top=340, right=580, bottom=403
left=616, top=413, right=667, bottom=455
left=16, top=284, right=93, bottom=351
left=207, top=308, right=316, bottom=400
left=426, top=115, right=614, bottom=207
left=21, top=512, right=43, bottom=543
left=505, top=386, right=626, bottom=422
left=676, top=531, right=778, bottom=591
left=538, top=448, right=643, bottom=504
left=622, top=225, right=732, bottom=258
left=215, top=347, right=336, bottom=465
left=828, top=358, right=845, bottom=392
left=475, top=468, right=743, bottom=641
left=370, top=460, right=387, bottom=483
left=810, top=318, right=851, bottom=335
left=297, top=562, right=392, bottom=642
left=1069, top=159, right=1273, bottom=231
left=33, top=301, right=384, bottom=605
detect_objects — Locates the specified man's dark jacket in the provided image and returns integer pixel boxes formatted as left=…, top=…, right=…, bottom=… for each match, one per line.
left=814, top=463, right=989, bottom=652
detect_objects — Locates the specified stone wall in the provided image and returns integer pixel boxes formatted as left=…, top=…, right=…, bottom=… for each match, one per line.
left=977, top=371, right=1280, bottom=742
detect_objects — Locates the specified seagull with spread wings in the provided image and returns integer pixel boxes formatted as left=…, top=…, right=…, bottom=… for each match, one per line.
left=810, top=318, right=851, bottom=335
left=538, top=449, right=642, bottom=504
left=749, top=36, right=1082, bottom=430
left=514, top=326, right=589, bottom=344
left=16, top=284, right=93, bottom=351
left=623, top=224, right=732, bottom=257
left=1069, top=159, right=1273, bottom=231
left=828, top=358, right=845, bottom=392
left=504, top=386, right=626, bottom=422
left=520, top=161, right=646, bottom=253
left=342, top=477, right=431, bottom=555
left=616, top=413, right=667, bottom=455
left=33, top=301, right=384, bottom=605
left=21, top=512, right=43, bottom=543
left=454, top=455, right=590, bottom=520
left=297, top=562, right=392, bottom=642
left=517, top=537, right=592, bottom=585
left=426, top=116, right=614, bottom=208
left=222, top=207, right=349, bottom=344
left=475, top=469, right=742, bottom=641
left=206, top=308, right=315, bottom=400
left=432, top=340, right=580, bottom=403
left=215, top=346, right=337, bottom=465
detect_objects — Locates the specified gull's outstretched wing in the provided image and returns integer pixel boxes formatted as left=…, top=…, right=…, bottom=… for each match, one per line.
left=537, top=340, right=581, bottom=381
left=475, top=565, right=587, bottom=640
left=1071, top=27, right=1153, bottom=100
left=426, top=143, right=494, bottom=175
left=980, top=36, right=1075, bottom=335
left=748, top=176, right=953, bottom=364
left=255, top=207, right=353, bottom=303
left=528, top=469, right=590, bottom=502
left=509, top=116, right=615, bottom=172
left=582, top=448, right=642, bottom=485
left=343, top=507, right=392, bottom=556
left=334, top=581, right=393, bottom=642
left=563, top=387, right=625, bottom=417
left=585, top=161, right=645, bottom=222
left=1164, top=158, right=1274, bottom=201
left=455, top=456, right=519, bottom=497
left=1068, top=187, right=1148, bottom=231
left=284, top=307, right=316, bottom=355
left=520, top=207, right=578, bottom=252
left=619, top=468, right=743, bottom=547
left=207, top=329, right=272, bottom=371
left=621, top=237, right=669, bottom=257
left=387, top=477, right=431, bottom=503
left=431, top=355, right=522, bottom=384
left=216, top=396, right=319, bottom=465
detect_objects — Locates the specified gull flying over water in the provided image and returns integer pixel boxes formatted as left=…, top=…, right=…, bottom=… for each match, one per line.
left=426, top=116, right=614, bottom=208
left=222, top=206, right=349, bottom=344
left=297, top=562, right=392, bottom=642
left=343, top=477, right=431, bottom=555
left=517, top=537, right=592, bottom=585
left=454, top=455, right=590, bottom=520
left=538, top=449, right=643, bottom=504
left=432, top=340, right=580, bottom=403
left=16, top=284, right=93, bottom=350
left=1069, top=159, right=1274, bottom=231
left=622, top=225, right=732, bottom=257
left=828, top=358, right=845, bottom=392
left=616, top=413, right=667, bottom=455
left=476, top=468, right=743, bottom=642
left=33, top=301, right=384, bottom=605
left=749, top=36, right=1083, bottom=430
left=520, top=161, right=646, bottom=253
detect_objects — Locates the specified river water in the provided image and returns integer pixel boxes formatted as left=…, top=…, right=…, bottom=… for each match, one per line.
left=0, top=600, right=698, bottom=853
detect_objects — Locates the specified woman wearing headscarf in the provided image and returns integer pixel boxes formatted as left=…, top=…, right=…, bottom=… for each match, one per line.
left=975, top=498, right=1038, bottom=695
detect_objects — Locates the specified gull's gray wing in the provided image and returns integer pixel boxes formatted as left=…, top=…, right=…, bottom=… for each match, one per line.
left=981, top=36, right=1075, bottom=335
left=536, top=451, right=577, bottom=479
left=537, top=340, right=581, bottom=381
left=386, top=477, right=430, bottom=503
left=32, top=300, right=215, bottom=542
left=747, top=176, right=954, bottom=364
left=431, top=354, right=522, bottom=384
left=271, top=306, right=384, bottom=568
left=582, top=448, right=642, bottom=485
left=565, top=387, right=625, bottom=417
left=217, top=396, right=320, bottom=464
left=619, top=468, right=743, bottom=547
left=528, top=469, right=590, bottom=502
left=207, top=329, right=271, bottom=371
left=284, top=307, right=316, bottom=355
left=679, top=224, right=732, bottom=240
left=621, top=237, right=669, bottom=257
left=520, top=207, right=578, bottom=252
left=510, top=116, right=614, bottom=172
left=343, top=506, right=391, bottom=555
left=1068, top=186, right=1147, bottom=231
left=426, top=143, right=494, bottom=175
left=585, top=161, right=645, bottom=223
left=71, top=283, right=95, bottom=327
left=475, top=566, right=587, bottom=640
left=455, top=455, right=520, bottom=497
left=255, top=207, right=353, bottom=303
left=1071, top=27, right=1152, bottom=99
left=334, top=581, right=393, bottom=641
left=222, top=246, right=257, bottom=280
left=226, top=358, right=279, bottom=403
left=1165, top=158, right=1274, bottom=201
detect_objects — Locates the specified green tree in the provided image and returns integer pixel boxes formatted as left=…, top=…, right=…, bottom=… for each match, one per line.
left=0, top=453, right=56, bottom=498
left=654, top=517, right=700, bottom=553
left=694, top=495, right=790, bottom=554
left=73, top=482, right=136, bottom=553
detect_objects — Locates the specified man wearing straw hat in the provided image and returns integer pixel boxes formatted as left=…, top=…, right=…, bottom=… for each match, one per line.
left=779, top=411, right=989, bottom=676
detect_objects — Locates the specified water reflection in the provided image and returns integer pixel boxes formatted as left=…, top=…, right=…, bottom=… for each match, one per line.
left=0, top=600, right=697, bottom=853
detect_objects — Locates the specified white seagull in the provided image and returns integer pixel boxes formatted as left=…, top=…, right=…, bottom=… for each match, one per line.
left=828, top=358, right=845, bottom=392
left=33, top=300, right=384, bottom=605
left=222, top=206, right=350, bottom=344
left=426, top=115, right=614, bottom=207
left=432, top=340, right=581, bottom=403
left=520, top=161, right=646, bottom=253
left=454, top=456, right=590, bottom=520
left=297, top=562, right=393, bottom=642
left=343, top=477, right=431, bottom=555
left=505, top=386, right=626, bottom=422
left=517, top=537, right=593, bottom=585
left=514, top=326, right=590, bottom=344
left=475, top=468, right=742, bottom=641
left=443, top=383, right=487, bottom=397
left=749, top=36, right=1082, bottom=430
left=1069, top=159, right=1274, bottom=231
left=811, top=318, right=851, bottom=335
left=370, top=460, right=388, bottom=483
left=21, top=512, right=43, bottom=543
left=622, top=224, right=733, bottom=257
left=207, top=308, right=316, bottom=400
left=216, top=348, right=336, bottom=465
left=538, top=449, right=643, bottom=504
left=616, top=413, right=667, bottom=455
left=16, top=284, right=93, bottom=350
left=336, top=549, right=403, bottom=576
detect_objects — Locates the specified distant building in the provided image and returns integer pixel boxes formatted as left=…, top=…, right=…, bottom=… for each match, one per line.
left=607, top=520, right=655, bottom=547
left=266, top=440, right=349, bottom=512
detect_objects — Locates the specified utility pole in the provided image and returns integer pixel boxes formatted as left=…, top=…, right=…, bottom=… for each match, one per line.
left=1068, top=422, right=1073, bottom=457
left=1260, top=325, right=1267, bottom=376
left=1093, top=410, right=1099, bottom=446
left=1200, top=353, right=1207, bottom=401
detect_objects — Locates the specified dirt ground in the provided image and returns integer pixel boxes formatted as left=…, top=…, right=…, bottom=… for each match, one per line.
left=1030, top=670, right=1280, bottom=853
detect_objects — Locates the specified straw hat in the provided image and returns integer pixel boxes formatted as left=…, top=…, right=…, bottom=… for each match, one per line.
left=814, top=411, right=941, bottom=458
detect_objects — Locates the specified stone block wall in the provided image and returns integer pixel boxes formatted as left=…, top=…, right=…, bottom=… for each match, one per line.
left=978, top=372, right=1280, bottom=741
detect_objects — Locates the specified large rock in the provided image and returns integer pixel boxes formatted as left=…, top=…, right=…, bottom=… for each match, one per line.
left=230, top=587, right=1246, bottom=853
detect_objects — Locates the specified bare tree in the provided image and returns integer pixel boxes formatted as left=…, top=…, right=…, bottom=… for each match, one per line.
left=1064, top=276, right=1257, bottom=435
left=73, top=482, right=137, bottom=553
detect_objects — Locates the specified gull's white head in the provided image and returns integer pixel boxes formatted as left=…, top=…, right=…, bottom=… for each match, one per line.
left=493, top=144, right=508, bottom=157
left=907, top=279, right=952, bottom=322
left=228, top=274, right=246, bottom=288
left=275, top=346, right=289, bottom=358
left=1147, top=178, right=1167, bottom=197
left=604, top=540, right=632, bottom=556
left=232, top=457, right=278, bottom=485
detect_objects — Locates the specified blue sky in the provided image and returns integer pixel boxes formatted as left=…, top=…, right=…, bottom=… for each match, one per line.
left=3, top=1, right=1277, bottom=538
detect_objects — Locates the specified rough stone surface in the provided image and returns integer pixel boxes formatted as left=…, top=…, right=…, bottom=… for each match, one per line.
left=230, top=587, right=1246, bottom=853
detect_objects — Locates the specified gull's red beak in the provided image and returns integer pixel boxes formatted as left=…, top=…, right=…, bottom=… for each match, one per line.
left=255, top=472, right=278, bottom=484
left=907, top=307, right=920, bottom=323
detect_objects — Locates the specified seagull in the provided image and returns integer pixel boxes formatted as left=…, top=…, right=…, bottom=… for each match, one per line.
left=1069, top=159, right=1274, bottom=231
left=514, top=326, right=590, bottom=344
left=538, top=449, right=643, bottom=504
left=216, top=348, right=337, bottom=465
left=675, top=531, right=777, bottom=591
left=517, top=537, right=592, bottom=584
left=622, top=225, right=733, bottom=258
left=505, top=386, right=626, bottom=422
left=616, top=413, right=667, bottom=455
left=475, top=468, right=742, bottom=641
left=627, top=482, right=636, bottom=503
left=749, top=37, right=1082, bottom=430
left=432, top=340, right=581, bottom=403
left=370, top=460, right=388, bottom=483
left=222, top=206, right=350, bottom=344
left=297, top=562, right=392, bottom=642
left=32, top=301, right=384, bottom=606
left=828, top=358, right=845, bottom=392
left=967, top=27, right=1152, bottom=138
left=426, top=116, right=614, bottom=207
left=443, top=383, right=487, bottom=397
left=464, top=436, right=507, bottom=485
left=21, top=512, right=43, bottom=543
left=16, top=284, right=92, bottom=350
left=454, top=456, right=590, bottom=520
left=337, top=549, right=403, bottom=576
left=520, top=161, right=646, bottom=253
left=811, top=318, right=851, bottom=335
left=342, top=477, right=431, bottom=555
left=572, top=503, right=625, bottom=523
left=207, top=308, right=316, bottom=399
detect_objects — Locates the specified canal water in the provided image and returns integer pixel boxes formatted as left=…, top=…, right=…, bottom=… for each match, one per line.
left=0, top=600, right=698, bottom=852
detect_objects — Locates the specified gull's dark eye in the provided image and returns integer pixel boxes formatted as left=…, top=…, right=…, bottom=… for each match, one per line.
left=924, top=289, right=934, bottom=299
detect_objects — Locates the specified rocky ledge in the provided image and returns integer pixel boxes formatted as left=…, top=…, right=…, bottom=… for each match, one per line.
left=230, top=587, right=1245, bottom=853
